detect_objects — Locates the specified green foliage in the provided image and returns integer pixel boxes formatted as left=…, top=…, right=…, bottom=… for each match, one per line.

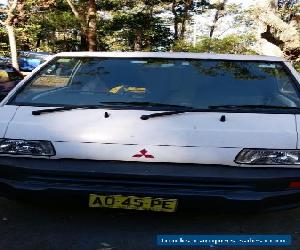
left=97, top=0, right=173, bottom=51
left=172, top=34, right=257, bottom=54
left=0, top=0, right=297, bottom=60
left=104, top=11, right=173, bottom=51
left=278, top=0, right=300, bottom=23
left=16, top=0, right=80, bottom=52
left=294, top=62, right=300, bottom=72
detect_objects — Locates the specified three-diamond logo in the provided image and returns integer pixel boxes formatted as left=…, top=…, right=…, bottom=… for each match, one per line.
left=132, top=149, right=154, bottom=158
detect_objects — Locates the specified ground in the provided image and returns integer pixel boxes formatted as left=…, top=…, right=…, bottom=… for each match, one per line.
left=0, top=198, right=299, bottom=250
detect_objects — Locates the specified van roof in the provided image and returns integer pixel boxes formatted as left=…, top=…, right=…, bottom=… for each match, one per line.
left=55, top=52, right=284, bottom=62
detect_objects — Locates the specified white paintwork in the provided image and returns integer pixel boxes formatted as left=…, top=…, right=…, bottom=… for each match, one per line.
left=0, top=105, right=18, bottom=137
left=3, top=106, right=297, bottom=166
left=0, top=52, right=300, bottom=168
left=56, top=51, right=284, bottom=61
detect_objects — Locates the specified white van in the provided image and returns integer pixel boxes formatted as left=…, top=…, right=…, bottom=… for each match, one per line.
left=0, top=52, right=300, bottom=212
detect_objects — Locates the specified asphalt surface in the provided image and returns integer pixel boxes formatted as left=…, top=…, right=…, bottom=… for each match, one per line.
left=0, top=197, right=299, bottom=250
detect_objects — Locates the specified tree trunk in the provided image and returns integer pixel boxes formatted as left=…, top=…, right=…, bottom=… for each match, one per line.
left=66, top=0, right=96, bottom=51
left=179, top=0, right=192, bottom=39
left=87, top=0, right=97, bottom=51
left=209, top=0, right=228, bottom=38
left=6, top=25, right=19, bottom=70
left=134, top=31, right=142, bottom=51
left=80, top=29, right=88, bottom=50
left=36, top=38, right=41, bottom=48
left=0, top=0, right=19, bottom=70
left=172, top=0, right=179, bottom=40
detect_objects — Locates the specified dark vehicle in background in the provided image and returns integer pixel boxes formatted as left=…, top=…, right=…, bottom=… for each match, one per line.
left=0, top=52, right=53, bottom=73
left=18, top=51, right=53, bottom=72
left=0, top=62, right=23, bottom=100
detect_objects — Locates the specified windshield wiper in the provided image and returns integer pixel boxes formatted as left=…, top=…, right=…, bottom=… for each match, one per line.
left=140, top=109, right=200, bottom=120
left=100, top=102, right=205, bottom=120
left=32, top=102, right=194, bottom=116
left=32, top=103, right=300, bottom=117
left=140, top=104, right=300, bottom=120
left=141, top=108, right=216, bottom=120
left=32, top=105, right=105, bottom=115
left=209, top=105, right=300, bottom=110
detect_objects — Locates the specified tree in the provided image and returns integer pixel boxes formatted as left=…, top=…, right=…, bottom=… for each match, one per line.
left=0, top=0, right=24, bottom=70
left=250, top=0, right=299, bottom=66
left=209, top=0, right=228, bottom=37
left=172, top=34, right=256, bottom=54
left=172, top=0, right=192, bottom=39
left=24, top=1, right=81, bottom=52
left=99, top=0, right=173, bottom=51
left=0, top=0, right=59, bottom=63
left=172, top=0, right=210, bottom=40
left=1, top=0, right=73, bottom=53
left=206, top=0, right=240, bottom=38
left=66, top=0, right=97, bottom=51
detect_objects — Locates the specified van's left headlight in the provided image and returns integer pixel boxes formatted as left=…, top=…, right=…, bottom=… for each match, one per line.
left=0, top=139, right=55, bottom=156
left=235, top=149, right=300, bottom=165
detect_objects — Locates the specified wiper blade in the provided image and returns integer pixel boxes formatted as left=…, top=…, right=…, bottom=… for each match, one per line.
left=32, top=102, right=193, bottom=116
left=140, top=110, right=194, bottom=120
left=209, top=105, right=300, bottom=110
left=140, top=104, right=300, bottom=120
left=140, top=108, right=210, bottom=120
left=101, top=102, right=203, bottom=120
left=32, top=105, right=104, bottom=115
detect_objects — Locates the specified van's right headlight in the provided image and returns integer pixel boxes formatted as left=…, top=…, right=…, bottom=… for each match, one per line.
left=235, top=149, right=300, bottom=165
left=0, top=139, right=55, bottom=156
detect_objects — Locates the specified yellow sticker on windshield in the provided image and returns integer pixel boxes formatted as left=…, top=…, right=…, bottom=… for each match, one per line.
left=109, top=85, right=124, bottom=94
left=125, top=87, right=146, bottom=93
left=109, top=85, right=146, bottom=94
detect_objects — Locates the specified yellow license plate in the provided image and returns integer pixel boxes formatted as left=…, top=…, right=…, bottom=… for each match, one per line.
left=89, top=194, right=178, bottom=212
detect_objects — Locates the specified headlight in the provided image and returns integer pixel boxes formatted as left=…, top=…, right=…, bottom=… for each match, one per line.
left=235, top=149, right=300, bottom=165
left=0, top=139, right=55, bottom=156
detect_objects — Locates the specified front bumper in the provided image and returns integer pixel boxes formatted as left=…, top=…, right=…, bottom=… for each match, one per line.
left=1, top=157, right=300, bottom=211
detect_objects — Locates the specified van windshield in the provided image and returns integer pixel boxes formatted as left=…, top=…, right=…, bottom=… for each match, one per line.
left=9, top=57, right=300, bottom=109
